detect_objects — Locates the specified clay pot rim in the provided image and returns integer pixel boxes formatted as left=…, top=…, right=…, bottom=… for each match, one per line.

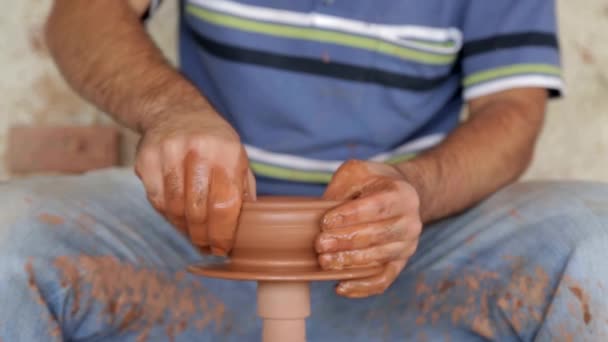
left=189, top=263, right=384, bottom=281
left=242, top=197, right=341, bottom=211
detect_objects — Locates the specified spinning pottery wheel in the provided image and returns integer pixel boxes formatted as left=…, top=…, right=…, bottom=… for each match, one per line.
left=189, top=197, right=384, bottom=342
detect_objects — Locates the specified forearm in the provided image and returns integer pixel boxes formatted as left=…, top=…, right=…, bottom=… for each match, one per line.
left=396, top=88, right=547, bottom=223
left=45, top=0, right=213, bottom=132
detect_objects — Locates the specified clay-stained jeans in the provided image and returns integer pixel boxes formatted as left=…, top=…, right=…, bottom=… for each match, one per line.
left=1, top=169, right=607, bottom=342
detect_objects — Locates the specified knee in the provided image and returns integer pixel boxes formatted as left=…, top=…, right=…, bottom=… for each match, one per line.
left=0, top=180, right=97, bottom=258
left=0, top=197, right=66, bottom=259
left=485, top=181, right=608, bottom=253
left=0, top=169, right=144, bottom=254
left=495, top=180, right=608, bottom=226
left=498, top=181, right=608, bottom=211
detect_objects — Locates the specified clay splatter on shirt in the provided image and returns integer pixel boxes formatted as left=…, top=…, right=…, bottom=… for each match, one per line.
left=52, top=255, right=227, bottom=341
left=321, top=51, right=331, bottom=63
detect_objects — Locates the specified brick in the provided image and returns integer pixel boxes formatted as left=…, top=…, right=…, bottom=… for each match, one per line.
left=7, top=125, right=120, bottom=174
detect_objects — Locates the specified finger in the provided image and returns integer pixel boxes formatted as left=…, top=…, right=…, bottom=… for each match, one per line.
left=322, top=189, right=404, bottom=229
left=166, top=215, right=188, bottom=236
left=244, top=168, right=257, bottom=201
left=207, top=167, right=242, bottom=256
left=315, top=217, right=406, bottom=253
left=318, top=241, right=409, bottom=270
left=185, top=151, right=211, bottom=245
left=323, top=160, right=374, bottom=200
left=197, top=246, right=213, bottom=255
left=161, top=141, right=186, bottom=224
left=336, top=259, right=406, bottom=298
left=135, top=147, right=165, bottom=213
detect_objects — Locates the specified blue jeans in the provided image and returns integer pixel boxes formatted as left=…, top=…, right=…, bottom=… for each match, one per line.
left=1, top=169, right=607, bottom=341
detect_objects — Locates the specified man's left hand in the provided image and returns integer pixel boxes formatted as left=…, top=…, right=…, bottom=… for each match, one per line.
left=316, top=160, right=422, bottom=298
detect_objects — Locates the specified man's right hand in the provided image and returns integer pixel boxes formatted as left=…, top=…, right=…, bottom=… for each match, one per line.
left=134, top=110, right=255, bottom=256
left=46, top=0, right=256, bottom=256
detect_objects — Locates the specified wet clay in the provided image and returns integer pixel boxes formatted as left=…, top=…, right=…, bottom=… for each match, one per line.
left=189, top=197, right=384, bottom=342
left=189, top=197, right=382, bottom=281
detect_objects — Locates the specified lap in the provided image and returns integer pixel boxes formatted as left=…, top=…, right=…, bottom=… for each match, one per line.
left=0, top=168, right=193, bottom=264
left=1, top=172, right=607, bottom=341
left=0, top=169, right=258, bottom=341
left=309, top=181, right=608, bottom=341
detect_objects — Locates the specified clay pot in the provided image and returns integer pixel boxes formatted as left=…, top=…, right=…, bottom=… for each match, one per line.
left=189, top=197, right=384, bottom=342
left=189, top=196, right=382, bottom=281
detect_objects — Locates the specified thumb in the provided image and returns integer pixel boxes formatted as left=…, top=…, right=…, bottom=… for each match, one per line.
left=323, top=160, right=374, bottom=201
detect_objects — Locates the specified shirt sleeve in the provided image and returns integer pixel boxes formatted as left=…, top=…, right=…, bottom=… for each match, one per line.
left=460, top=0, right=563, bottom=100
left=141, top=0, right=163, bottom=21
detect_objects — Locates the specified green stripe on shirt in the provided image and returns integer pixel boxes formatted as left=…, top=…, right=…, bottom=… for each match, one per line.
left=250, top=153, right=416, bottom=184
left=250, top=162, right=334, bottom=183
left=186, top=4, right=457, bottom=65
left=464, top=64, right=561, bottom=87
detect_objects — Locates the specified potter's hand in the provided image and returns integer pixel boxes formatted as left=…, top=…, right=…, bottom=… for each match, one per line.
left=135, top=110, right=255, bottom=256
left=317, top=160, right=421, bottom=298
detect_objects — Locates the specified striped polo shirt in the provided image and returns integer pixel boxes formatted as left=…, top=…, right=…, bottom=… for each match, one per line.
left=160, top=0, right=562, bottom=195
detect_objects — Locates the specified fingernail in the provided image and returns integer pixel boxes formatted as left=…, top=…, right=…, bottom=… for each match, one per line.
left=320, top=238, right=337, bottom=252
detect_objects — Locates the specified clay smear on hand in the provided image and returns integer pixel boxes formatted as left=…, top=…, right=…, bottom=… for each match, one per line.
left=320, top=160, right=419, bottom=298
left=50, top=255, right=227, bottom=341
left=206, top=167, right=243, bottom=256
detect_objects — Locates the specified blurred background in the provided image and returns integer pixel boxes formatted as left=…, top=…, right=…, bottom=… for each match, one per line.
left=0, top=0, right=606, bottom=181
